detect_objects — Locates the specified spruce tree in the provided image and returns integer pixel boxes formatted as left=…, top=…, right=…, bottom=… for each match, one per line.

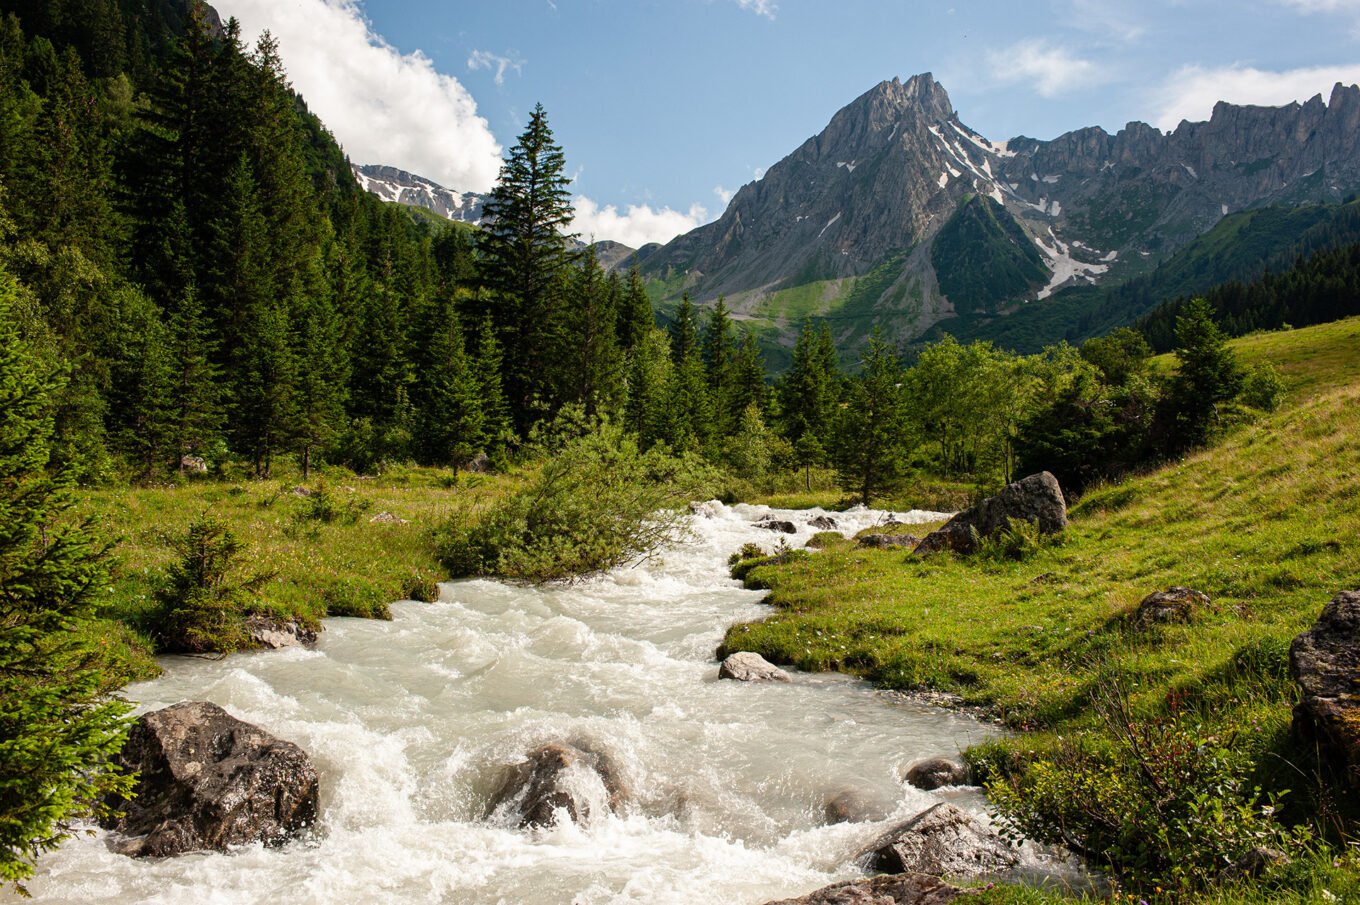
left=666, top=295, right=712, bottom=452
left=0, top=268, right=132, bottom=889
left=779, top=319, right=840, bottom=482
left=563, top=247, right=623, bottom=417
left=617, top=267, right=655, bottom=354
left=414, top=297, right=483, bottom=469
left=1162, top=297, right=1243, bottom=453
left=479, top=102, right=575, bottom=430
left=833, top=329, right=910, bottom=506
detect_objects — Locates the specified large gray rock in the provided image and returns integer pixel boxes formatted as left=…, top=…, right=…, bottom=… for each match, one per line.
left=101, top=702, right=318, bottom=857
left=915, top=472, right=1067, bottom=556
left=719, top=651, right=792, bottom=683
left=1290, top=591, right=1360, bottom=790
left=902, top=757, right=969, bottom=791
left=758, top=518, right=799, bottom=534
left=762, top=874, right=975, bottom=905
left=486, top=742, right=628, bottom=828
left=809, top=515, right=839, bottom=531
left=858, top=803, right=1018, bottom=880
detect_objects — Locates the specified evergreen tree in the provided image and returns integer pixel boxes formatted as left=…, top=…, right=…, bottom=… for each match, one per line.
left=779, top=319, right=840, bottom=483
left=472, top=315, right=512, bottom=460
left=479, top=102, right=575, bottom=430
left=166, top=286, right=221, bottom=472
left=700, top=297, right=737, bottom=429
left=624, top=326, right=674, bottom=450
left=414, top=296, right=483, bottom=469
left=0, top=268, right=133, bottom=889
left=290, top=252, right=348, bottom=478
left=106, top=285, right=176, bottom=480
left=1160, top=297, right=1243, bottom=454
left=617, top=267, right=654, bottom=354
left=833, top=330, right=910, bottom=506
left=562, top=247, right=623, bottom=416
left=666, top=295, right=712, bottom=451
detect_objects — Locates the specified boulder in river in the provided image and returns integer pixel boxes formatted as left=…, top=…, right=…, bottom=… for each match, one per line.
left=902, top=756, right=969, bottom=791
left=761, top=873, right=974, bottom=905
left=915, top=472, right=1066, bottom=556
left=858, top=802, right=1018, bottom=880
left=758, top=518, right=798, bottom=534
left=823, top=787, right=891, bottom=824
left=808, top=515, right=838, bottom=531
left=719, top=651, right=792, bottom=683
left=1290, top=591, right=1360, bottom=790
left=101, top=702, right=318, bottom=858
left=244, top=616, right=318, bottom=650
left=1135, top=587, right=1213, bottom=624
left=487, top=742, right=628, bottom=828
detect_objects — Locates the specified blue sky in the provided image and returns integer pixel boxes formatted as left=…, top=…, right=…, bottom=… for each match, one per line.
left=215, top=0, right=1360, bottom=246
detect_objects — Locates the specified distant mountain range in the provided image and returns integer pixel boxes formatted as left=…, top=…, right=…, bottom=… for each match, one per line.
left=352, top=73, right=1360, bottom=360
left=638, top=73, right=1360, bottom=357
left=351, top=164, right=485, bottom=224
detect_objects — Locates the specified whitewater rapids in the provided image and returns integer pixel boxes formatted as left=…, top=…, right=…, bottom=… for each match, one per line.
left=12, top=502, right=1046, bottom=905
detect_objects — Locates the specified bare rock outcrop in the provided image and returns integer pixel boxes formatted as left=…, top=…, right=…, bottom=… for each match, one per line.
left=101, top=702, right=318, bottom=857
left=915, top=472, right=1066, bottom=556
left=857, top=803, right=1017, bottom=880
left=1290, top=591, right=1360, bottom=790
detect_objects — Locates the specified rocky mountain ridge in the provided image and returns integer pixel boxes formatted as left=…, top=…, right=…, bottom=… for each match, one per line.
left=351, top=164, right=485, bottom=224
left=642, top=74, right=1360, bottom=354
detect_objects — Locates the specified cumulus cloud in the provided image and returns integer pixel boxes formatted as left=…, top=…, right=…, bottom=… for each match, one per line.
left=735, top=0, right=777, bottom=19
left=572, top=197, right=710, bottom=248
left=215, top=0, right=502, bottom=193
left=1153, top=62, right=1360, bottom=130
left=714, top=185, right=734, bottom=205
left=987, top=39, right=1105, bottom=97
left=467, top=49, right=524, bottom=86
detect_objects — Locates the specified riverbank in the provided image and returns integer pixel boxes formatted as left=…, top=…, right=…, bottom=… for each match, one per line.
left=724, top=320, right=1360, bottom=901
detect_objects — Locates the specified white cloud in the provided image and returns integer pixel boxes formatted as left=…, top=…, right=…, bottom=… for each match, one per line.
left=1066, top=0, right=1146, bottom=42
left=1279, top=0, right=1360, bottom=11
left=734, top=0, right=777, bottom=19
left=987, top=39, right=1105, bottom=97
left=1153, top=62, right=1360, bottom=130
left=467, top=49, right=524, bottom=86
left=572, top=197, right=710, bottom=247
left=714, top=185, right=734, bottom=205
left=216, top=0, right=502, bottom=193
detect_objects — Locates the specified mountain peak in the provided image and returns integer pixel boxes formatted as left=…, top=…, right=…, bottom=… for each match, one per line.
left=859, top=72, right=954, bottom=121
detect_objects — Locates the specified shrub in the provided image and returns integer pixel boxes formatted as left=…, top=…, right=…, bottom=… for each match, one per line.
left=295, top=481, right=368, bottom=525
left=153, top=514, right=271, bottom=653
left=322, top=578, right=391, bottom=620
left=988, top=683, right=1312, bottom=894
left=727, top=542, right=766, bottom=566
left=400, top=569, right=440, bottom=603
left=972, top=519, right=1050, bottom=562
left=1239, top=363, right=1286, bottom=412
left=439, top=419, right=720, bottom=584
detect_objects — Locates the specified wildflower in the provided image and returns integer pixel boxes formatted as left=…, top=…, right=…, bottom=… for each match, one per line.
left=1321, top=891, right=1338, bottom=903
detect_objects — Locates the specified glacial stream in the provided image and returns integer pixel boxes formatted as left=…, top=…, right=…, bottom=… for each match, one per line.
left=16, top=503, right=1049, bottom=905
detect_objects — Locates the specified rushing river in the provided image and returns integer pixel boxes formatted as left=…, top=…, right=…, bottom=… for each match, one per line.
left=15, top=502, right=1049, bottom=905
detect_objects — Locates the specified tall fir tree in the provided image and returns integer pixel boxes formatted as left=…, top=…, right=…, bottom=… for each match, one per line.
left=833, top=329, right=910, bottom=506
left=479, top=102, right=575, bottom=430
left=0, top=266, right=133, bottom=889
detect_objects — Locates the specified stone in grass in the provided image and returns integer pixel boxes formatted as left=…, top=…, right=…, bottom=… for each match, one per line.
left=1290, top=590, right=1360, bottom=792
left=369, top=510, right=409, bottom=525
left=719, top=651, right=792, bottom=683
left=915, top=472, right=1066, bottom=556
left=857, top=534, right=920, bottom=550
left=101, top=702, right=318, bottom=858
left=1136, top=587, right=1213, bottom=624
left=858, top=802, right=1018, bottom=880
left=760, top=873, right=975, bottom=905
left=902, top=756, right=970, bottom=791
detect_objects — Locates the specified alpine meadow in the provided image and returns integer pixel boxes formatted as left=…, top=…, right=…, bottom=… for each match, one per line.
left=2, top=2, right=1360, bottom=904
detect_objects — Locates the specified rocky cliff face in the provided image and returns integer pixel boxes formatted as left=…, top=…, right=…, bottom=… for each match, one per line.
left=352, top=164, right=485, bottom=223
left=643, top=74, right=1360, bottom=354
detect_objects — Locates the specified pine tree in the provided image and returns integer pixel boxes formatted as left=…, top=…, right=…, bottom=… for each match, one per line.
left=472, top=315, right=512, bottom=460
left=562, top=247, right=623, bottom=417
left=106, top=285, right=177, bottom=480
left=779, top=319, right=840, bottom=482
left=666, top=295, right=712, bottom=452
left=0, top=267, right=133, bottom=889
left=166, top=286, right=221, bottom=472
left=290, top=253, right=349, bottom=478
left=479, top=102, right=575, bottom=430
left=617, top=267, right=655, bottom=354
left=414, top=296, right=483, bottom=469
left=1161, top=297, right=1243, bottom=453
left=701, top=297, right=737, bottom=429
left=833, top=329, right=910, bottom=506
left=623, top=327, right=675, bottom=450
